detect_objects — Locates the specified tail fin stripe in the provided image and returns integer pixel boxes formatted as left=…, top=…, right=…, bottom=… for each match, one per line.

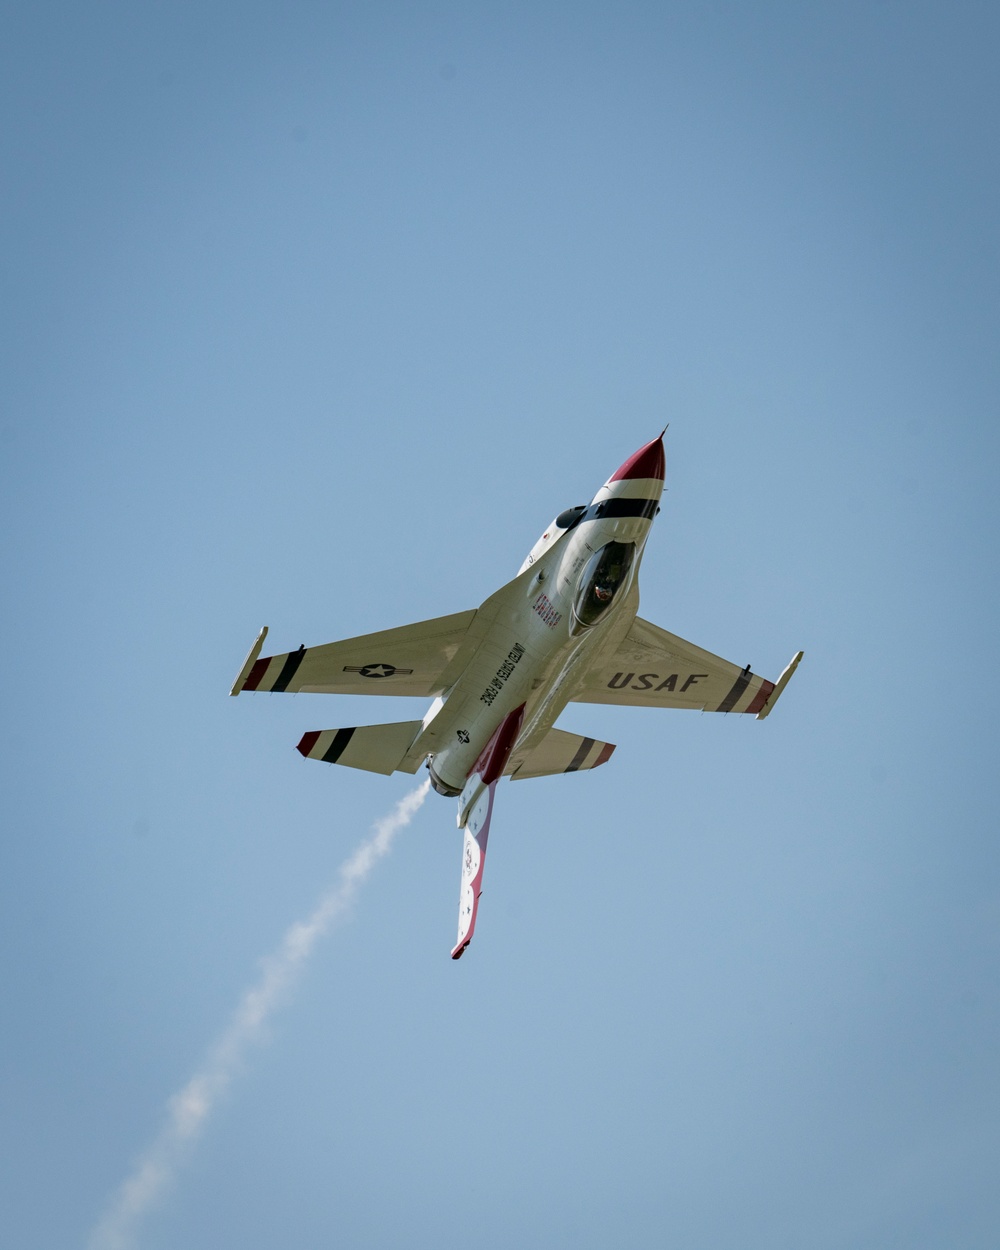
left=322, top=727, right=356, bottom=763
left=565, top=736, right=596, bottom=772
left=594, top=742, right=616, bottom=767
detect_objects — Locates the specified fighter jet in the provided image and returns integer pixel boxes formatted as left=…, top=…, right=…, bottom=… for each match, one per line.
left=231, top=434, right=802, bottom=958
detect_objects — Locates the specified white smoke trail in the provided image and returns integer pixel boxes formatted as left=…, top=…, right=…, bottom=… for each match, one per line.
left=89, top=778, right=431, bottom=1250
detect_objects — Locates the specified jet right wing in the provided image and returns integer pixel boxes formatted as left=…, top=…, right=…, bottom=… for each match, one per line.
left=571, top=616, right=802, bottom=717
left=230, top=609, right=478, bottom=699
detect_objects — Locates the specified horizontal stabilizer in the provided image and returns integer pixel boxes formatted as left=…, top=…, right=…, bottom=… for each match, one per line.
left=505, top=728, right=615, bottom=780
left=296, top=720, right=423, bottom=775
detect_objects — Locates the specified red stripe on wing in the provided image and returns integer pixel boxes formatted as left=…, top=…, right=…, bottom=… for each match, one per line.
left=746, top=680, right=775, bottom=715
left=242, top=657, right=271, bottom=691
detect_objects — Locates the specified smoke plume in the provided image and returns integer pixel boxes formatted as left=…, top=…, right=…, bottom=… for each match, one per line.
left=89, top=778, right=431, bottom=1250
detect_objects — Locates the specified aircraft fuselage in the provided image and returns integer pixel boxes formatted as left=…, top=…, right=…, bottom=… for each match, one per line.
left=419, top=439, right=666, bottom=794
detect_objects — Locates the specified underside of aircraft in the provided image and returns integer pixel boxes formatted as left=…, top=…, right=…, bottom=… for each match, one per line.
left=232, top=433, right=802, bottom=957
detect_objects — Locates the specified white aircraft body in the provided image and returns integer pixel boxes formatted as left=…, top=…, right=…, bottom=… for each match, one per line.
left=231, top=434, right=802, bottom=958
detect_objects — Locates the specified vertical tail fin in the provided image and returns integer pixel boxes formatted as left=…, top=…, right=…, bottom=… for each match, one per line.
left=448, top=704, right=524, bottom=960
left=451, top=780, right=496, bottom=959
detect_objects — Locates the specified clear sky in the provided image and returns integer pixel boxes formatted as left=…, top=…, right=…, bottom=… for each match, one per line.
left=2, top=3, right=998, bottom=1248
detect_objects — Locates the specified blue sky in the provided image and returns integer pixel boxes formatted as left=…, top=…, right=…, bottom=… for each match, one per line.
left=2, top=3, right=998, bottom=1247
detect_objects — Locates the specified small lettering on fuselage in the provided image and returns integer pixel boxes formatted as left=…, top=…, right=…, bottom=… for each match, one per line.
left=607, top=672, right=708, bottom=692
left=480, top=643, right=526, bottom=706
left=532, top=592, right=562, bottom=628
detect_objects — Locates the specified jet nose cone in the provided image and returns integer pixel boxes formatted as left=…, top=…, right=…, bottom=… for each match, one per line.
left=609, top=433, right=665, bottom=483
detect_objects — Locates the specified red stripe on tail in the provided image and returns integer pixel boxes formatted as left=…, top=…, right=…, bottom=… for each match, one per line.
left=594, top=742, right=616, bottom=767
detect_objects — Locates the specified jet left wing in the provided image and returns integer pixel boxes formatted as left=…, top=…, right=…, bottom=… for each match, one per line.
left=230, top=610, right=477, bottom=699
left=571, top=616, right=801, bottom=716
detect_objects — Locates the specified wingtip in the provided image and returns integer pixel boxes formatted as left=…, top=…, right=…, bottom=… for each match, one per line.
left=756, top=650, right=803, bottom=720
left=230, top=626, right=269, bottom=696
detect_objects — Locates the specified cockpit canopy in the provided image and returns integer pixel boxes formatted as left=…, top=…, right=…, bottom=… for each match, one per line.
left=573, top=540, right=636, bottom=629
left=555, top=505, right=587, bottom=530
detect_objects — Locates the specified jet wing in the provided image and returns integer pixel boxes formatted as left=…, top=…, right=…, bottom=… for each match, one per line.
left=571, top=616, right=799, bottom=716
left=231, top=610, right=477, bottom=698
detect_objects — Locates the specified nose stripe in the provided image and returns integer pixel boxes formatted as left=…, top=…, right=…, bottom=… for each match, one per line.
left=583, top=498, right=658, bottom=522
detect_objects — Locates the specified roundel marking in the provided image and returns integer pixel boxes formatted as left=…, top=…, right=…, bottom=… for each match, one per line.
left=342, top=662, right=415, bottom=679
left=360, top=663, right=396, bottom=678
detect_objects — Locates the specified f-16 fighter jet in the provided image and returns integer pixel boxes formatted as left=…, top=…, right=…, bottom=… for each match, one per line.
left=231, top=434, right=802, bottom=958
